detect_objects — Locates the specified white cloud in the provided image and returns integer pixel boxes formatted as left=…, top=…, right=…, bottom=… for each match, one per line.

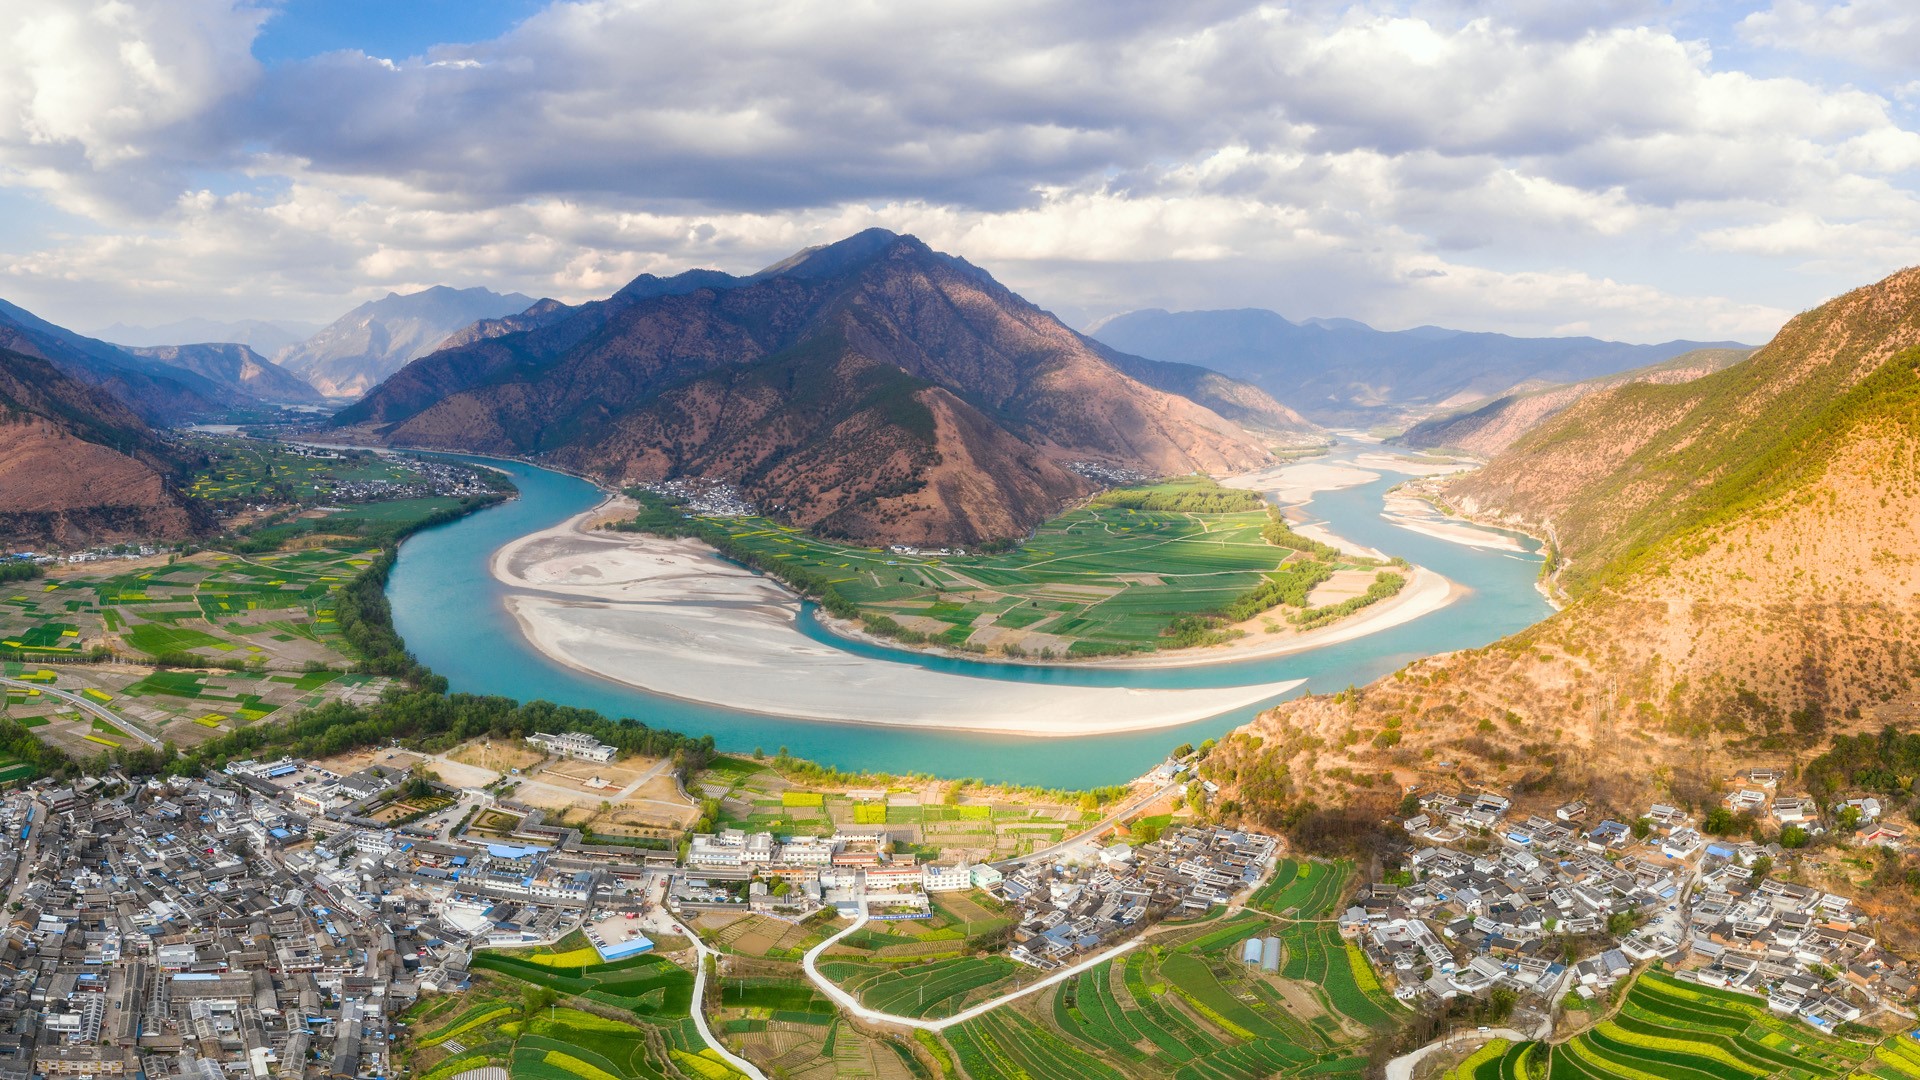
left=1, top=0, right=1918, bottom=347
left=0, top=0, right=266, bottom=214
left=1740, top=0, right=1920, bottom=74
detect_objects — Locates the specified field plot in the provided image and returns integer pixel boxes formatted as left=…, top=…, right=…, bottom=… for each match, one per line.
left=398, top=962, right=750, bottom=1080
left=1547, top=970, right=1875, bottom=1080
left=951, top=910, right=1403, bottom=1080
left=818, top=955, right=1022, bottom=1019
left=690, top=754, right=1103, bottom=862
left=2, top=545, right=384, bottom=678
left=1250, top=858, right=1355, bottom=919
left=628, top=476, right=1403, bottom=656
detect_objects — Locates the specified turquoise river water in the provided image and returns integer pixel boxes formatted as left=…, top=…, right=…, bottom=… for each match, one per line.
left=386, top=449, right=1553, bottom=788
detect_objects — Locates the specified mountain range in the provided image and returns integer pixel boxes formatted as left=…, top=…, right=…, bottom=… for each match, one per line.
left=0, top=345, right=201, bottom=546
left=337, top=230, right=1294, bottom=545
left=123, top=343, right=328, bottom=406
left=1090, top=307, right=1749, bottom=426
left=1211, top=263, right=1920, bottom=826
left=99, top=317, right=320, bottom=356
left=1394, top=346, right=1753, bottom=457
left=275, top=285, right=536, bottom=398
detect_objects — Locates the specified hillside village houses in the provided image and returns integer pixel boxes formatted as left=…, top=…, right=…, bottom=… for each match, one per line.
left=1380, top=776, right=1917, bottom=1025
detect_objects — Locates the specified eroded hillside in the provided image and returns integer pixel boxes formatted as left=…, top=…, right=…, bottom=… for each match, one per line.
left=1212, top=268, right=1920, bottom=828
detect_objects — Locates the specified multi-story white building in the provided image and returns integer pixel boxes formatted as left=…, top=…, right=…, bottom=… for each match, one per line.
left=525, top=731, right=617, bottom=763
left=923, top=863, right=972, bottom=892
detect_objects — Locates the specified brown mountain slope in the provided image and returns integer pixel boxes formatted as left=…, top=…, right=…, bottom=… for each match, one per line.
left=0, top=348, right=198, bottom=546
left=126, top=342, right=326, bottom=404
left=1208, top=268, right=1920, bottom=827
left=1395, top=347, right=1750, bottom=458
left=337, top=231, right=1273, bottom=544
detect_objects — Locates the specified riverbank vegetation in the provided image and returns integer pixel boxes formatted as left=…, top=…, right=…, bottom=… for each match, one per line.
left=615, top=476, right=1407, bottom=659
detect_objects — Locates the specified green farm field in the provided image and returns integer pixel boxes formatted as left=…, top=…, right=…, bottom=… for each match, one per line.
left=628, top=477, right=1402, bottom=657
left=1546, top=969, right=1878, bottom=1080
left=943, top=909, right=1406, bottom=1080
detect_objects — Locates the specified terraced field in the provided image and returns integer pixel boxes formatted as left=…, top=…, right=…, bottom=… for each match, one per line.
left=407, top=954, right=748, bottom=1080
left=1248, top=858, right=1355, bottom=919
left=817, top=955, right=1021, bottom=1019
left=1546, top=971, right=1875, bottom=1080
left=951, top=910, right=1406, bottom=1080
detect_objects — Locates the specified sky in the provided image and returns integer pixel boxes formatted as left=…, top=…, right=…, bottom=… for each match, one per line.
left=3, top=1, right=1920, bottom=344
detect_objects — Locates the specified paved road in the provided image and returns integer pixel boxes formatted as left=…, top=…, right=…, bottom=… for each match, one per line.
left=4, top=799, right=45, bottom=907
left=0, top=675, right=161, bottom=746
left=669, top=914, right=770, bottom=1080
left=1384, top=1027, right=1534, bottom=1080
left=800, top=911, right=1143, bottom=1031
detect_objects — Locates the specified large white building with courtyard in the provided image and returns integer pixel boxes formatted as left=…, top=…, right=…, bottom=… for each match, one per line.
left=525, top=730, right=617, bottom=763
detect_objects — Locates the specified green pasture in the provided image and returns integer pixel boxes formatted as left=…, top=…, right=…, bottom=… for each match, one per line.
left=635, top=475, right=1393, bottom=654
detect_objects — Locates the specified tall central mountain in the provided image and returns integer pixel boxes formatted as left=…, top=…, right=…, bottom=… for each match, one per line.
left=337, top=230, right=1281, bottom=545
left=1092, top=307, right=1749, bottom=426
left=277, top=285, right=536, bottom=398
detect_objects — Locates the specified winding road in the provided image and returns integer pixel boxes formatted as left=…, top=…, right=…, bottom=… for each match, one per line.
left=0, top=675, right=161, bottom=747
left=799, top=910, right=1143, bottom=1031
left=668, top=914, right=770, bottom=1080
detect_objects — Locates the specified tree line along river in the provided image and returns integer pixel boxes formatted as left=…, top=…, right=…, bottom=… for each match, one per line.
left=385, top=447, right=1552, bottom=788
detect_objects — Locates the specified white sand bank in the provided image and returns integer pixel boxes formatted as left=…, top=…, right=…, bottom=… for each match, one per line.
left=492, top=510, right=1303, bottom=736
left=1084, top=565, right=1458, bottom=669
left=1379, top=494, right=1527, bottom=552
left=1222, top=461, right=1381, bottom=504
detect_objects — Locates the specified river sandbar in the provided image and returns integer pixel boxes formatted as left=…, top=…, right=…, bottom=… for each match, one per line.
left=493, top=512, right=1304, bottom=736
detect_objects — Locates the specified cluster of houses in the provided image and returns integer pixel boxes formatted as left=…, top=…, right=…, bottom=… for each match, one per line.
left=997, top=826, right=1277, bottom=970
left=1379, top=778, right=1916, bottom=1025
left=635, top=478, right=756, bottom=517
left=672, top=827, right=999, bottom=920
left=0, top=774, right=425, bottom=1080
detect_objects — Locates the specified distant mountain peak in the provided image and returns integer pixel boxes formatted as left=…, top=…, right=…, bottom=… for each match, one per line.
left=276, top=285, right=541, bottom=399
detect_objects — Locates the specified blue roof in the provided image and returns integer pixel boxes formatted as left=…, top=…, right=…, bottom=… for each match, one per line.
left=172, top=973, right=220, bottom=982
left=486, top=843, right=546, bottom=859
left=270, top=828, right=291, bottom=839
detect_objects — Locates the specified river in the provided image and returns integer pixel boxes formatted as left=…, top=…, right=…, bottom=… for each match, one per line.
left=386, top=446, right=1552, bottom=787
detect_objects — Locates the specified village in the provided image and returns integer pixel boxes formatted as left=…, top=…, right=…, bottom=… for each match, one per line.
left=3, top=722, right=1917, bottom=1080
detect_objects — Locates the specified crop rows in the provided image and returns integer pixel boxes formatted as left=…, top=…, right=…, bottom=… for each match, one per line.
left=1551, top=972, right=1872, bottom=1080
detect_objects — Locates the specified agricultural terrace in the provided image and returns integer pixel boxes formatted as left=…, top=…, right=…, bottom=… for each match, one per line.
left=399, top=951, right=754, bottom=1080
left=943, top=909, right=1408, bottom=1080
left=688, top=754, right=1115, bottom=862
left=1546, top=969, right=1877, bottom=1080
left=1248, top=858, right=1357, bottom=920
left=1, top=659, right=387, bottom=755
left=623, top=476, right=1404, bottom=657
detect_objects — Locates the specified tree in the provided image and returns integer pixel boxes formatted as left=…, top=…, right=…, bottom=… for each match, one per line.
left=1631, top=817, right=1655, bottom=839
left=1749, top=855, right=1773, bottom=881
left=1837, top=804, right=1862, bottom=831
left=521, top=986, right=556, bottom=1018
left=1780, top=825, right=1811, bottom=848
